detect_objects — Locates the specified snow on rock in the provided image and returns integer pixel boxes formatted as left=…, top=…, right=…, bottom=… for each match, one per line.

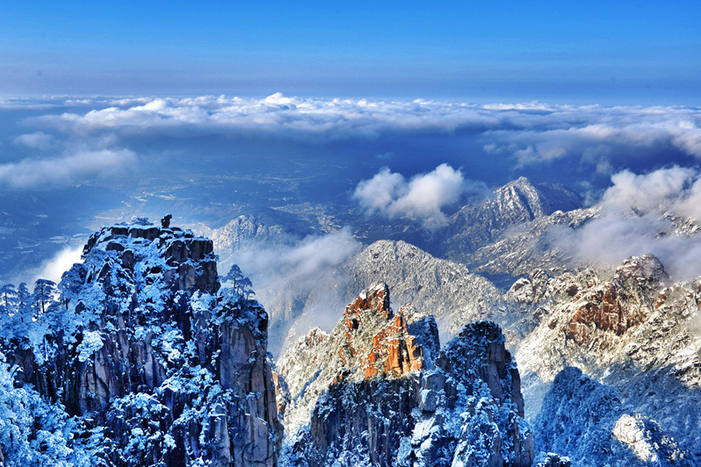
left=466, top=207, right=598, bottom=278
left=208, top=214, right=287, bottom=272
left=0, top=219, right=281, bottom=466
left=276, top=283, right=439, bottom=439
left=532, top=452, right=572, bottom=467
left=345, top=240, right=507, bottom=338
left=277, top=283, right=533, bottom=466
left=439, top=177, right=583, bottom=265
left=515, top=254, right=701, bottom=460
left=534, top=366, right=688, bottom=466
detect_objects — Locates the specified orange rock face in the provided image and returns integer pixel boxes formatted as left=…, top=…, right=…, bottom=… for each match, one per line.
left=339, top=284, right=427, bottom=380
left=271, top=371, right=288, bottom=416
left=565, top=283, right=649, bottom=345
left=344, top=284, right=391, bottom=319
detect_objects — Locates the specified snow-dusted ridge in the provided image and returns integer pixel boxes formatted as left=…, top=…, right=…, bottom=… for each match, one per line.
left=276, top=283, right=534, bottom=466
left=515, top=254, right=701, bottom=462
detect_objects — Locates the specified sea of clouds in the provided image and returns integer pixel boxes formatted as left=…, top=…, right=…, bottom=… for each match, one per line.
left=1, top=93, right=700, bottom=191
left=2, top=93, right=701, bottom=291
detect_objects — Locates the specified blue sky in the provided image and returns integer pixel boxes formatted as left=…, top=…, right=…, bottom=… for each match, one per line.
left=1, top=1, right=700, bottom=102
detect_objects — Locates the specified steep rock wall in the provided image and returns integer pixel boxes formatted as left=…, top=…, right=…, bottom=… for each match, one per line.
left=1, top=220, right=281, bottom=466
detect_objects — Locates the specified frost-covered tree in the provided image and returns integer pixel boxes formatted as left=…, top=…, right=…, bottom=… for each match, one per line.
left=58, top=264, right=86, bottom=308
left=16, top=283, right=31, bottom=313
left=32, top=279, right=57, bottom=317
left=0, top=353, right=70, bottom=465
left=0, top=283, right=35, bottom=344
left=106, top=393, right=174, bottom=466
left=222, top=264, right=243, bottom=283
left=0, top=284, right=18, bottom=313
left=0, top=353, right=107, bottom=466
left=223, top=264, right=255, bottom=299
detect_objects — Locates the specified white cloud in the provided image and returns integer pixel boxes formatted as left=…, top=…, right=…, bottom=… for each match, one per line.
left=30, top=244, right=84, bottom=284
left=595, top=165, right=701, bottom=223
left=45, top=93, right=494, bottom=137
left=353, top=163, right=483, bottom=227
left=31, top=95, right=701, bottom=167
left=601, top=167, right=696, bottom=214
left=13, top=131, right=54, bottom=150
left=552, top=211, right=701, bottom=280
left=233, top=229, right=360, bottom=289
left=352, top=167, right=406, bottom=214
left=551, top=166, right=701, bottom=280
left=674, top=178, right=701, bottom=221
left=228, top=229, right=362, bottom=344
left=0, top=148, right=136, bottom=189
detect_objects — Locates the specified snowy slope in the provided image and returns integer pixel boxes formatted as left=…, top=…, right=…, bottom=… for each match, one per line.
left=535, top=367, right=688, bottom=465
left=515, top=255, right=701, bottom=461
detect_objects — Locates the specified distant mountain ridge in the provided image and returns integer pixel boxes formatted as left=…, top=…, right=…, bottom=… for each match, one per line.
left=439, top=177, right=583, bottom=260
left=211, top=177, right=585, bottom=352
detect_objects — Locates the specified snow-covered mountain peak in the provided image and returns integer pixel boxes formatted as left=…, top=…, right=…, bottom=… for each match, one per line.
left=491, top=176, right=582, bottom=223
left=0, top=218, right=281, bottom=465
left=440, top=177, right=583, bottom=262
left=613, top=253, right=669, bottom=288
left=494, top=176, right=548, bottom=219
left=79, top=219, right=220, bottom=298
left=277, top=284, right=534, bottom=466
left=209, top=214, right=286, bottom=254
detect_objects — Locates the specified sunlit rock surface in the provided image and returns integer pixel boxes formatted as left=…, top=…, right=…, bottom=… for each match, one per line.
left=516, top=255, right=701, bottom=461
left=277, top=284, right=533, bottom=466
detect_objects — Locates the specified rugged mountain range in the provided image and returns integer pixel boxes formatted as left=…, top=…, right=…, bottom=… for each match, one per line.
left=206, top=175, right=701, bottom=465
left=210, top=215, right=286, bottom=253
left=344, top=240, right=507, bottom=337
left=210, top=177, right=588, bottom=354
left=260, top=239, right=511, bottom=355
left=465, top=207, right=597, bottom=279
left=437, top=177, right=583, bottom=267
left=276, top=284, right=534, bottom=466
left=0, top=219, right=543, bottom=466
left=346, top=177, right=583, bottom=278
left=3, top=171, right=700, bottom=465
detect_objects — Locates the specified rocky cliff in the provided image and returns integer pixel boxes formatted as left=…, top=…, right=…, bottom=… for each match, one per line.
left=515, top=254, right=701, bottom=461
left=277, top=284, right=533, bottom=466
left=535, top=367, right=687, bottom=465
left=0, top=219, right=281, bottom=466
left=440, top=177, right=582, bottom=262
